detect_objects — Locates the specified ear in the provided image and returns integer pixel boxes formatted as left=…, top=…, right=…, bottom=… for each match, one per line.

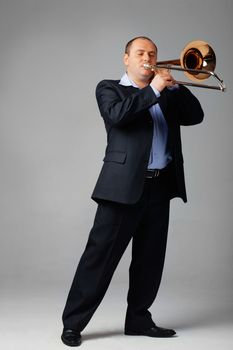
left=123, top=53, right=129, bottom=66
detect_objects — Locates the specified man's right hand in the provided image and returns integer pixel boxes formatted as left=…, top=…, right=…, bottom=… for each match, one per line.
left=150, top=68, right=176, bottom=92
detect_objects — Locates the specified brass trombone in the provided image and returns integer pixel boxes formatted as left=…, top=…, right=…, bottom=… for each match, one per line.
left=144, top=40, right=226, bottom=92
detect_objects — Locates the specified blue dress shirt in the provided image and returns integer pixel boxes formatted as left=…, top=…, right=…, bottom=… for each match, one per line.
left=119, top=73, right=172, bottom=169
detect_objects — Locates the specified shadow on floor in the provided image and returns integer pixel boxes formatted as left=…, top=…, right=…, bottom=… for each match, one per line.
left=82, top=305, right=233, bottom=341
left=83, top=329, right=123, bottom=341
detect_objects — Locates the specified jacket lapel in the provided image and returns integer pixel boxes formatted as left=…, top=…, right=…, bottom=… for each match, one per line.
left=158, top=89, right=168, bottom=116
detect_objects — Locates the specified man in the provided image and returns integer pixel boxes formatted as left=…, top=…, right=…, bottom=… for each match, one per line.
left=61, top=36, right=204, bottom=347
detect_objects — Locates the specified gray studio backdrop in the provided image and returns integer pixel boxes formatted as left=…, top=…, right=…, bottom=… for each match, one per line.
left=0, top=0, right=232, bottom=313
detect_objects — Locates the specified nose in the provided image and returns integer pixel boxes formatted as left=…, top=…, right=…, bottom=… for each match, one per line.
left=143, top=52, right=150, bottom=62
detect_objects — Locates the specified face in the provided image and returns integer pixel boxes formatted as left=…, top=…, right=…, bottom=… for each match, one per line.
left=124, top=38, right=157, bottom=85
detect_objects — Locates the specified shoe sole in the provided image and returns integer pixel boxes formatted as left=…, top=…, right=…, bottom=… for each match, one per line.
left=61, top=335, right=82, bottom=347
left=125, top=330, right=176, bottom=338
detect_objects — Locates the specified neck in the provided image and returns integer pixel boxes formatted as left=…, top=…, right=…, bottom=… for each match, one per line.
left=134, top=80, right=149, bottom=88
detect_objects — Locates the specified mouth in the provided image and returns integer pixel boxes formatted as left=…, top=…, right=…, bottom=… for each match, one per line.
left=143, top=63, right=153, bottom=70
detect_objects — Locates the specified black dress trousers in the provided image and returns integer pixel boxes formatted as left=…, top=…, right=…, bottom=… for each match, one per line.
left=62, top=169, right=172, bottom=332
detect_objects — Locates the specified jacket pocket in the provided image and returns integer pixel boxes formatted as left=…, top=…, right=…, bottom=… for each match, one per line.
left=103, top=151, right=127, bottom=164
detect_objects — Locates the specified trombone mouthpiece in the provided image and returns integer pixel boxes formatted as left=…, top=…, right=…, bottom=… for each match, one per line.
left=143, top=63, right=153, bottom=70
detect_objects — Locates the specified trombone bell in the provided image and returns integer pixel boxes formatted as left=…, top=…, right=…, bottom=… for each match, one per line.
left=144, top=40, right=226, bottom=91
left=180, top=40, right=216, bottom=82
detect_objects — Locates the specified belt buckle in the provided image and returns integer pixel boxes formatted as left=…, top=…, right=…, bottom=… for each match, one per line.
left=154, top=169, right=160, bottom=177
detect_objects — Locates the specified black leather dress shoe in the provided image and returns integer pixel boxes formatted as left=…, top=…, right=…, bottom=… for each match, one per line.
left=125, top=325, right=176, bottom=338
left=61, top=329, right=82, bottom=347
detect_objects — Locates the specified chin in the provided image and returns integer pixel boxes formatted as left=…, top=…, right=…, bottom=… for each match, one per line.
left=142, top=72, right=153, bottom=80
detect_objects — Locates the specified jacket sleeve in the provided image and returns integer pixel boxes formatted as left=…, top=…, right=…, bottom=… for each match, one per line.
left=167, top=85, right=204, bottom=126
left=95, top=80, right=159, bottom=127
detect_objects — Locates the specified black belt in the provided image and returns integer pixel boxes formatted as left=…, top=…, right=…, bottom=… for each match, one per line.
left=146, top=167, right=166, bottom=179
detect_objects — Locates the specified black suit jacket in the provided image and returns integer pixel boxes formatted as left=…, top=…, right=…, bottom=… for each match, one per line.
left=92, top=80, right=204, bottom=204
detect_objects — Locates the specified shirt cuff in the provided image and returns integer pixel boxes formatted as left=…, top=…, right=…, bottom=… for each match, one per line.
left=167, top=84, right=180, bottom=91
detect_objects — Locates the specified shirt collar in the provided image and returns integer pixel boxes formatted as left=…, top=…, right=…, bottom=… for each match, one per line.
left=119, top=72, right=139, bottom=88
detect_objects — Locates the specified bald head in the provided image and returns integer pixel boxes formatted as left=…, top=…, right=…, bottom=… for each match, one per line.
left=125, top=36, right=158, bottom=55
